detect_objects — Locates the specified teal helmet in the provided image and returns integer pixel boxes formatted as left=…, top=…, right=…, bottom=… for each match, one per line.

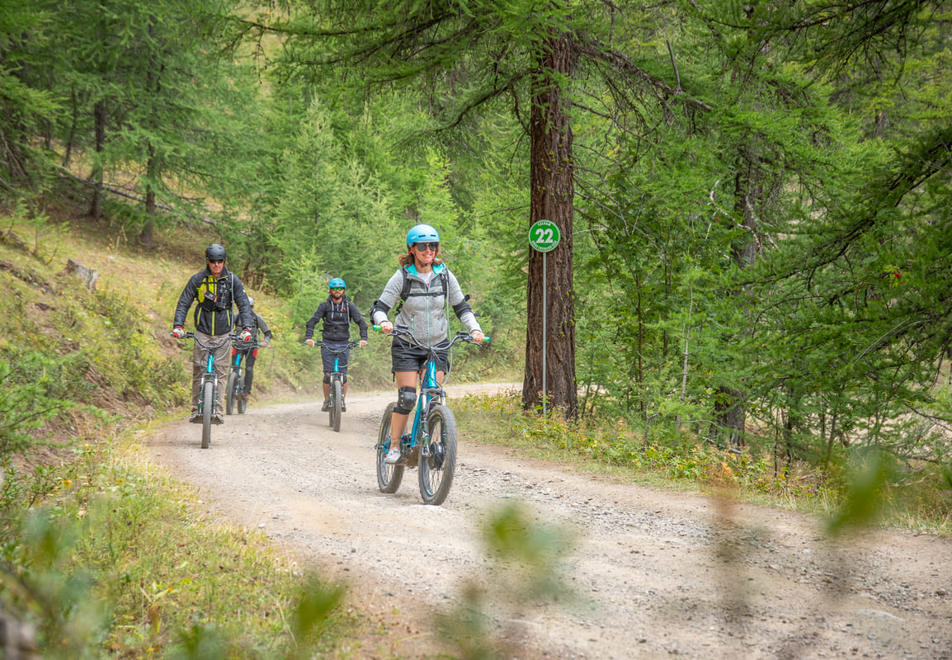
left=406, top=223, right=440, bottom=248
left=329, top=277, right=346, bottom=289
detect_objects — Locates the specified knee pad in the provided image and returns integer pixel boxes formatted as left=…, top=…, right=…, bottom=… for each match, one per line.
left=394, top=386, right=417, bottom=414
left=323, top=375, right=331, bottom=385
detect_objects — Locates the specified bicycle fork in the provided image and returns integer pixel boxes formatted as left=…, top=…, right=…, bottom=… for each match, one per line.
left=198, top=353, right=218, bottom=415
left=332, top=357, right=340, bottom=401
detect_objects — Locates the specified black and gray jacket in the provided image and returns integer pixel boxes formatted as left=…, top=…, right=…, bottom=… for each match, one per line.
left=305, top=295, right=368, bottom=343
left=248, top=312, right=272, bottom=344
left=370, top=263, right=480, bottom=346
left=173, top=266, right=253, bottom=336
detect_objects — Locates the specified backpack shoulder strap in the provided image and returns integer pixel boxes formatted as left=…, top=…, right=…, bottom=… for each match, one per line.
left=400, top=268, right=411, bottom=301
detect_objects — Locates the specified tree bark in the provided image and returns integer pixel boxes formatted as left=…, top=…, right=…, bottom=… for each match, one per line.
left=523, top=33, right=578, bottom=419
left=714, top=140, right=764, bottom=447
left=139, top=16, right=160, bottom=248
left=88, top=100, right=106, bottom=220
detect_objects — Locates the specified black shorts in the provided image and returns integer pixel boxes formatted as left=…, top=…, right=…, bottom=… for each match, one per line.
left=391, top=336, right=449, bottom=374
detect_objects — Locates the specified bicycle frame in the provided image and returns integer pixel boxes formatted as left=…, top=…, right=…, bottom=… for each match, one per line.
left=383, top=327, right=477, bottom=454
left=196, top=336, right=220, bottom=416
left=405, top=356, right=443, bottom=451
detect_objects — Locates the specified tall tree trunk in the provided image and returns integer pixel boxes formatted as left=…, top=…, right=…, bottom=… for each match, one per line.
left=141, top=142, right=157, bottom=247
left=523, top=33, right=577, bottom=419
left=88, top=100, right=106, bottom=219
left=139, top=16, right=160, bottom=248
left=714, top=141, right=763, bottom=447
left=62, top=88, right=79, bottom=168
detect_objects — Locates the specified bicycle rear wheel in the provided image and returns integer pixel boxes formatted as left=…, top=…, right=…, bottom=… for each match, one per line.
left=376, top=402, right=404, bottom=493
left=226, top=371, right=238, bottom=415
left=419, top=403, right=457, bottom=505
left=201, top=380, right=213, bottom=449
left=330, top=378, right=342, bottom=431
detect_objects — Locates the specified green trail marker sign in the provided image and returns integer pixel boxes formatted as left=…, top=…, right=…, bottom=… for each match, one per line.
left=528, top=219, right=561, bottom=417
left=529, top=219, right=561, bottom=253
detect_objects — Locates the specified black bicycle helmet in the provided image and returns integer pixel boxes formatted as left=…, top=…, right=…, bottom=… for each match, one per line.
left=205, top=244, right=226, bottom=261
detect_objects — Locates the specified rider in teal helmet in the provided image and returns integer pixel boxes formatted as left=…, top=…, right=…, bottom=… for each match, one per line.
left=406, top=223, right=440, bottom=248
left=304, top=276, right=368, bottom=411
left=371, top=224, right=485, bottom=464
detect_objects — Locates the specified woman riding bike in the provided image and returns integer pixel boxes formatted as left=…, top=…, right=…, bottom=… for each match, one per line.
left=370, top=224, right=484, bottom=463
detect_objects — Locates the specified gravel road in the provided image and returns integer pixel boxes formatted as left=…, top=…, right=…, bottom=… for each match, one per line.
left=146, top=386, right=952, bottom=659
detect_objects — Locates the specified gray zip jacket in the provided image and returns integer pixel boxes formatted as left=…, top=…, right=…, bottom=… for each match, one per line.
left=371, top=263, right=480, bottom=345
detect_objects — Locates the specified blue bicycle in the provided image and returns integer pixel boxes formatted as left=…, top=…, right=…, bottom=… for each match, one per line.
left=175, top=331, right=236, bottom=449
left=374, top=327, right=488, bottom=505
left=226, top=338, right=257, bottom=416
left=310, top=340, right=360, bottom=432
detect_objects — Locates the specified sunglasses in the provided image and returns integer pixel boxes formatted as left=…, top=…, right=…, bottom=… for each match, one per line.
left=330, top=287, right=344, bottom=292
left=413, top=242, right=439, bottom=252
left=208, top=259, right=224, bottom=264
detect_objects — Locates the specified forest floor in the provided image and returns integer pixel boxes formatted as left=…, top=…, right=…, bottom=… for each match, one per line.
left=145, top=385, right=952, bottom=659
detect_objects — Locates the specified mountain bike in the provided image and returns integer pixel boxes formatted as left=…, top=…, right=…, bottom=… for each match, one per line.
left=175, top=331, right=236, bottom=449
left=311, top=340, right=360, bottom=432
left=374, top=326, right=489, bottom=505
left=226, top=338, right=258, bottom=415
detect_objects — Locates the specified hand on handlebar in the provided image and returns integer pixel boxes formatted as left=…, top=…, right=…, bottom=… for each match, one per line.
left=359, top=339, right=367, bottom=348
left=379, top=321, right=394, bottom=334
left=305, top=338, right=315, bottom=346
left=171, top=326, right=185, bottom=339
left=471, top=330, right=485, bottom=344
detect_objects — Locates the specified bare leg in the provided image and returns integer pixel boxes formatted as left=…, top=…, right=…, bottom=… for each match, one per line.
left=389, top=371, right=417, bottom=442
left=389, top=370, right=445, bottom=440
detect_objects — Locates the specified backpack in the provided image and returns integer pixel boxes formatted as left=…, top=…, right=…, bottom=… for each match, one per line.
left=394, top=267, right=449, bottom=314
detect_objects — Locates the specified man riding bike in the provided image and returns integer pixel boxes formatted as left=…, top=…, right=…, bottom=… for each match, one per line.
left=234, top=296, right=272, bottom=403
left=171, top=244, right=253, bottom=423
left=304, top=278, right=368, bottom=412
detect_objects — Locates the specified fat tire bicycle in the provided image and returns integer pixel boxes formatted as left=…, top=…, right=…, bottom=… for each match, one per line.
left=175, top=331, right=237, bottom=449
left=311, top=340, right=360, bottom=432
left=226, top=338, right=258, bottom=415
left=374, top=326, right=488, bottom=505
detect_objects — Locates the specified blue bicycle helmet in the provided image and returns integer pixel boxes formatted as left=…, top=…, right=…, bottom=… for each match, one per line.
left=406, top=223, right=440, bottom=248
left=328, top=277, right=346, bottom=289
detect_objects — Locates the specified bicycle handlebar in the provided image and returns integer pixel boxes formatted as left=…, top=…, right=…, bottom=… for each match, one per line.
left=307, top=340, right=362, bottom=351
left=171, top=331, right=240, bottom=351
left=372, top=325, right=490, bottom=347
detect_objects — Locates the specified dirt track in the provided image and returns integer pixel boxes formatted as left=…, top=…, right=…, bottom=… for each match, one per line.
left=146, top=385, right=952, bottom=659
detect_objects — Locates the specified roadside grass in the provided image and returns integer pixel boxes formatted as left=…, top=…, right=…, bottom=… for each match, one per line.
left=453, top=392, right=952, bottom=537
left=1, top=432, right=354, bottom=658
left=0, top=212, right=364, bottom=657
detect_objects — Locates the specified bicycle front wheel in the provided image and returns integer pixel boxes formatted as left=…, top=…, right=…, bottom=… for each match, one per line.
left=226, top=371, right=237, bottom=415
left=201, top=380, right=213, bottom=449
left=330, top=378, right=343, bottom=432
left=237, top=372, right=248, bottom=414
left=419, top=403, right=457, bottom=505
left=376, top=402, right=404, bottom=493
